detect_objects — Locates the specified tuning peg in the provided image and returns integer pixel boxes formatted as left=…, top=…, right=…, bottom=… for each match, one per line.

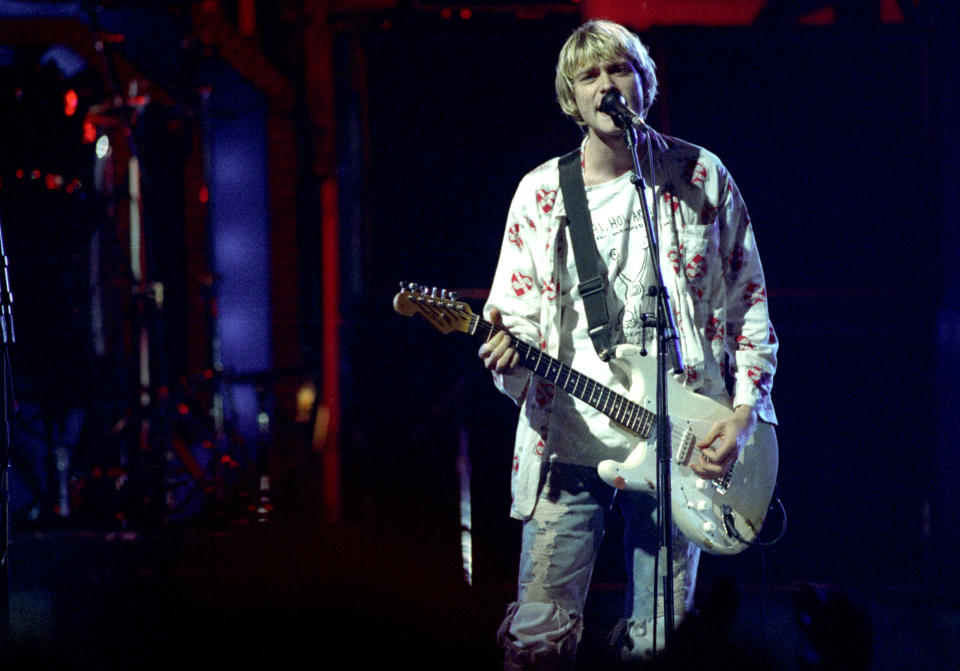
left=431, top=286, right=438, bottom=297
left=440, top=289, right=448, bottom=299
left=449, top=291, right=459, bottom=301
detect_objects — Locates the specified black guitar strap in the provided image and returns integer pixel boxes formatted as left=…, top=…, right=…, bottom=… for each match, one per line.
left=558, top=148, right=613, bottom=362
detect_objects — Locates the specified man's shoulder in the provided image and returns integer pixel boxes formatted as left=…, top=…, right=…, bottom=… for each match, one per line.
left=658, top=133, right=724, bottom=172
left=524, top=154, right=563, bottom=181
left=513, top=154, right=564, bottom=196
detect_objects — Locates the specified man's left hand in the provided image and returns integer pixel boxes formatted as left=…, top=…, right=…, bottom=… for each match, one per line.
left=691, top=405, right=757, bottom=480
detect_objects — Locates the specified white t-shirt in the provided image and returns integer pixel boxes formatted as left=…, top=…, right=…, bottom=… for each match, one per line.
left=553, top=170, right=659, bottom=464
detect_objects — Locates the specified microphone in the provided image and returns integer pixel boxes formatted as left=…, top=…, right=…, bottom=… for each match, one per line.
left=600, top=90, right=647, bottom=130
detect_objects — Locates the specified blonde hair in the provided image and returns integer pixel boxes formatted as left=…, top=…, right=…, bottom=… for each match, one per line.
left=555, top=20, right=658, bottom=126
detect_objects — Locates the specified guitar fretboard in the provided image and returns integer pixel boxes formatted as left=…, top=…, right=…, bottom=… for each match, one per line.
left=472, top=316, right=655, bottom=438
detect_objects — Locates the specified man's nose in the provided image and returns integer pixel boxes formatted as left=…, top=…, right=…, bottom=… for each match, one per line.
left=598, top=71, right=618, bottom=93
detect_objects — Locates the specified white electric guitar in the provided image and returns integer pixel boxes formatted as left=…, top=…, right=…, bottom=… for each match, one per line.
left=394, top=286, right=778, bottom=555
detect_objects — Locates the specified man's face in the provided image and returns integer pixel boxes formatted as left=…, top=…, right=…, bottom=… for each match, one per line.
left=573, top=58, right=644, bottom=139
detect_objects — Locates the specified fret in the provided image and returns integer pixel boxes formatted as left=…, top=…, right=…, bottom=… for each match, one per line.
left=547, top=360, right=560, bottom=382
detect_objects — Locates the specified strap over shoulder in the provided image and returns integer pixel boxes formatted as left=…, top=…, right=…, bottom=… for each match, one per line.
left=558, top=149, right=613, bottom=362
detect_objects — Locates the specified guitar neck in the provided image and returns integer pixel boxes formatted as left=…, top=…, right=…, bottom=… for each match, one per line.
left=471, top=316, right=654, bottom=438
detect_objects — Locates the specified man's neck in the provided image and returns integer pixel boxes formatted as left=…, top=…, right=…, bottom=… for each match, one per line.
left=582, top=130, right=642, bottom=187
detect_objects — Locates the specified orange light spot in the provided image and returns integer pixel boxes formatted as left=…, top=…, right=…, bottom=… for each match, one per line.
left=177, top=403, right=190, bottom=416
left=199, top=184, right=209, bottom=203
left=459, top=8, right=472, bottom=19
left=440, top=8, right=452, bottom=19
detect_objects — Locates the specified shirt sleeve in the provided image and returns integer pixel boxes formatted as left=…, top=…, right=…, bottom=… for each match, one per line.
left=482, top=176, right=546, bottom=406
left=718, top=168, right=778, bottom=424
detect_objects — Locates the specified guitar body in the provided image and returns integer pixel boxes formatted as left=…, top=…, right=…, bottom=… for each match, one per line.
left=598, top=344, right=778, bottom=555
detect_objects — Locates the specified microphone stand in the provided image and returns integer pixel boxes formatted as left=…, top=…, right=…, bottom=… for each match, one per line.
left=622, top=121, right=684, bottom=655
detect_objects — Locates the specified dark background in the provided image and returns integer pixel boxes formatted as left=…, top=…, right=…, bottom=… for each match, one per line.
left=1, top=2, right=958, bottom=669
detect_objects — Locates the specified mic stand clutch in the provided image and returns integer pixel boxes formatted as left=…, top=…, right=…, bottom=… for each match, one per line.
left=622, top=120, right=684, bottom=655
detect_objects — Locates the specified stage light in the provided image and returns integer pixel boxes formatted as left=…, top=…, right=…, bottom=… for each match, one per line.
left=96, top=135, right=110, bottom=159
left=64, top=89, right=78, bottom=117
left=296, top=382, right=317, bottom=423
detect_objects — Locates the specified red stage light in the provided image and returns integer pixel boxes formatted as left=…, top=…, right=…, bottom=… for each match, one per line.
left=64, top=89, right=78, bottom=117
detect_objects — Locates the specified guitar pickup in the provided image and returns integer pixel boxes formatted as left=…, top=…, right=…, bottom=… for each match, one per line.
left=675, top=426, right=696, bottom=466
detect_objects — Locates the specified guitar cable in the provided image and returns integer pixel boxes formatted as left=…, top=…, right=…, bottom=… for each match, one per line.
left=721, top=493, right=787, bottom=548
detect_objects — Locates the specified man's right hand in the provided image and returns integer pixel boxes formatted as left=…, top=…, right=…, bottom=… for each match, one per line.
left=478, top=308, right=520, bottom=374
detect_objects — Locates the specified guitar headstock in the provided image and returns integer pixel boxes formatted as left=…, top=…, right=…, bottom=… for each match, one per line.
left=393, top=283, right=476, bottom=335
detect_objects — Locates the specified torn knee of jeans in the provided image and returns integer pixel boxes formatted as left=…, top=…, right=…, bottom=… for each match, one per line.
left=498, top=600, right=584, bottom=660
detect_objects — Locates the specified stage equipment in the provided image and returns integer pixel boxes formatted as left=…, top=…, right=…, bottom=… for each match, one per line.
left=0, top=217, right=16, bottom=649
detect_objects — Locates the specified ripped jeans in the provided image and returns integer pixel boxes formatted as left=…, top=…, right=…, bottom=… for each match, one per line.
left=498, top=462, right=699, bottom=669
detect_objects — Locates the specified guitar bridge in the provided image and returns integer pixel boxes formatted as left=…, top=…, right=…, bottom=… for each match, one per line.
left=675, top=426, right=696, bottom=466
left=712, top=463, right=735, bottom=495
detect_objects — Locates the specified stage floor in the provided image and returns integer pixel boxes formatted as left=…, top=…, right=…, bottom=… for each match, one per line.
left=2, top=519, right=956, bottom=670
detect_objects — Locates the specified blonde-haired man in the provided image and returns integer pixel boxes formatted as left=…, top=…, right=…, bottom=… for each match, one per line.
left=479, top=19, right=778, bottom=669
